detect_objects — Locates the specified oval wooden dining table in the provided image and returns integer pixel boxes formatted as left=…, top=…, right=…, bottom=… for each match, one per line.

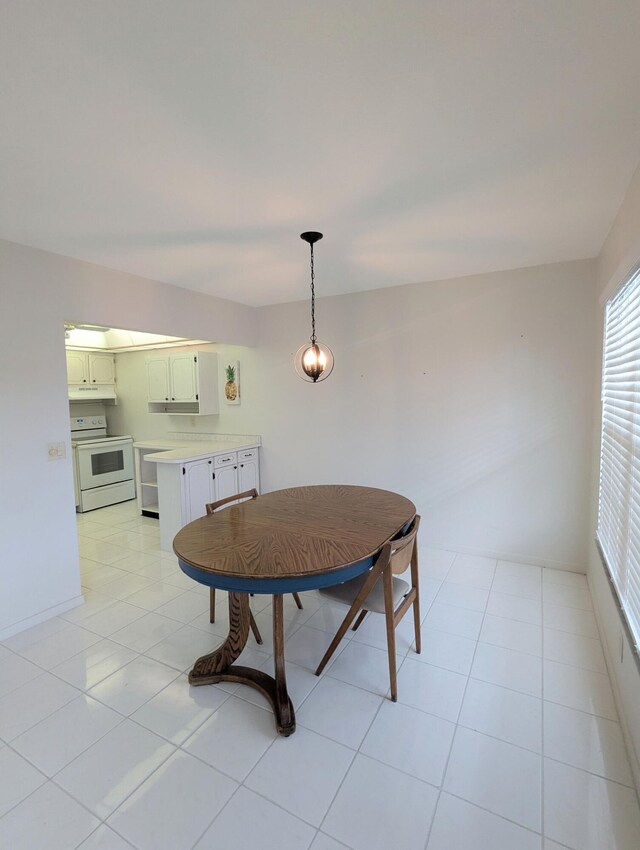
left=173, top=484, right=416, bottom=735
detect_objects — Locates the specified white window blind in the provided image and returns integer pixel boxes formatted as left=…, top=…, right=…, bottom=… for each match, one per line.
left=598, top=266, right=640, bottom=649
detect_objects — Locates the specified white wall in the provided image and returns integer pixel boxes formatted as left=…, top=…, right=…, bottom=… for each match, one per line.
left=1, top=237, right=597, bottom=643
left=113, top=259, right=597, bottom=572
left=590, top=162, right=640, bottom=785
left=0, top=239, right=258, bottom=638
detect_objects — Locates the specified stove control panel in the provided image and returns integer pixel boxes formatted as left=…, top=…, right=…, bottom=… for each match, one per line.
left=70, top=415, right=107, bottom=431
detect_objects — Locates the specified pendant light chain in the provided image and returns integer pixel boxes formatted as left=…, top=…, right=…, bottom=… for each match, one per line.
left=310, top=242, right=316, bottom=345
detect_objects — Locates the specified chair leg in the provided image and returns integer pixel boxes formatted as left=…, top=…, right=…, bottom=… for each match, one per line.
left=291, top=592, right=304, bottom=610
left=209, top=587, right=216, bottom=624
left=352, top=609, right=368, bottom=631
left=382, top=568, right=398, bottom=701
left=315, top=561, right=385, bottom=676
left=249, top=610, right=263, bottom=644
left=410, top=543, right=421, bottom=654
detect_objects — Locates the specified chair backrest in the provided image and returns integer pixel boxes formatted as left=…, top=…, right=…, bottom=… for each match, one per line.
left=387, top=514, right=421, bottom=575
left=205, top=488, right=259, bottom=515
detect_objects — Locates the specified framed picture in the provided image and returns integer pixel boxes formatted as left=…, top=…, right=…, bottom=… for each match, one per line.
left=224, top=360, right=240, bottom=404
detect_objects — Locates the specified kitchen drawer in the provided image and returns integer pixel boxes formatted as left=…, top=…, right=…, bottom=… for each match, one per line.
left=215, top=452, right=237, bottom=468
left=237, top=448, right=257, bottom=461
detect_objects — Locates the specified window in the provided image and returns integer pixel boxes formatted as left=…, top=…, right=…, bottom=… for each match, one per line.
left=598, top=265, right=640, bottom=648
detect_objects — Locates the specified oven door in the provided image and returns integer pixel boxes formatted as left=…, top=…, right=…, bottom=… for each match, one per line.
left=76, top=440, right=134, bottom=490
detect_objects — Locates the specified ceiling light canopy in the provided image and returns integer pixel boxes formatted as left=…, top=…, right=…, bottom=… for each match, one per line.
left=294, top=232, right=334, bottom=383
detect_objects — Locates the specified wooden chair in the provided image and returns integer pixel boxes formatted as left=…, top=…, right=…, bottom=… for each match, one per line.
left=314, top=515, right=421, bottom=701
left=205, top=489, right=304, bottom=645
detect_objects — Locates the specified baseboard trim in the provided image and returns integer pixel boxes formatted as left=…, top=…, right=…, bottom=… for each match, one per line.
left=423, top=541, right=585, bottom=574
left=0, top=594, right=85, bottom=641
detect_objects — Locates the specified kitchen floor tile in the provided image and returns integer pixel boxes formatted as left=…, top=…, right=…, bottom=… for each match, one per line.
left=486, top=591, right=542, bottom=625
left=245, top=726, right=354, bottom=827
left=145, top=624, right=233, bottom=672
left=435, top=581, right=489, bottom=612
left=543, top=568, right=588, bottom=589
left=77, top=824, right=137, bottom=849
left=471, top=641, right=542, bottom=697
left=444, top=726, right=542, bottom=831
left=123, top=583, right=186, bottom=612
left=480, top=613, right=542, bottom=655
left=309, top=834, right=351, bottom=850
left=51, top=639, right=137, bottom=690
left=322, top=753, right=438, bottom=850
left=59, top=590, right=118, bottom=624
left=110, top=611, right=183, bottom=653
left=446, top=553, right=496, bottom=589
left=491, top=571, right=542, bottom=601
left=361, top=700, right=455, bottom=785
left=542, top=603, right=599, bottom=638
left=459, top=677, right=542, bottom=752
left=0, top=781, right=99, bottom=850
left=0, top=651, right=43, bottom=699
left=417, top=626, right=477, bottom=674
left=154, top=589, right=210, bottom=622
left=131, top=674, right=229, bottom=745
left=88, top=655, right=179, bottom=715
left=349, top=610, right=418, bottom=655
left=194, top=786, right=315, bottom=850
left=2, top=615, right=69, bottom=652
left=544, top=758, right=640, bottom=849
left=543, top=702, right=634, bottom=786
left=422, top=601, right=484, bottom=640
left=544, top=659, right=618, bottom=720
left=297, top=676, right=382, bottom=748
left=99, top=572, right=157, bottom=601
left=20, top=623, right=102, bottom=668
left=396, top=657, right=467, bottom=721
left=183, top=695, right=277, bottom=781
left=82, top=600, right=147, bottom=637
left=327, top=640, right=401, bottom=695
left=107, top=750, right=236, bottom=850
left=421, top=547, right=456, bottom=579
left=55, top=720, right=175, bottom=819
left=543, top=583, right=593, bottom=612
left=427, top=792, right=542, bottom=850
left=542, top=628, right=607, bottom=673
left=0, top=747, right=46, bottom=818
left=0, top=672, right=79, bottom=741
left=11, top=694, right=122, bottom=776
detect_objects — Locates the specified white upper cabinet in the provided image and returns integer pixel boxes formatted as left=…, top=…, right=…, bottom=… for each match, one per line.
left=88, top=352, right=116, bottom=384
left=146, top=357, right=171, bottom=402
left=66, top=350, right=115, bottom=385
left=170, top=354, right=198, bottom=402
left=145, top=352, right=219, bottom=416
left=66, top=350, right=89, bottom=384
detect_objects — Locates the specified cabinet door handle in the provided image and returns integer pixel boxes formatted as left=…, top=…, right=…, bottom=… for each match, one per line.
left=182, top=467, right=185, bottom=475
left=83, top=379, right=86, bottom=383
left=165, top=397, right=168, bottom=401
left=171, top=397, right=175, bottom=400
left=240, top=463, right=244, bottom=468
left=234, top=465, right=237, bottom=469
left=208, top=460, right=212, bottom=464
left=212, top=472, right=215, bottom=480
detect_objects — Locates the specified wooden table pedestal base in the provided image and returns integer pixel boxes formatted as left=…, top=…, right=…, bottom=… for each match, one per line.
left=188, top=591, right=295, bottom=736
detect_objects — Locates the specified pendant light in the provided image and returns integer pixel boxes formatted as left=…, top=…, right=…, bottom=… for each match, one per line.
left=294, top=231, right=334, bottom=383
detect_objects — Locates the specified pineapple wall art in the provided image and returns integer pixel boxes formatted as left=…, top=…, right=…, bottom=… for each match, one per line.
left=224, top=360, right=240, bottom=404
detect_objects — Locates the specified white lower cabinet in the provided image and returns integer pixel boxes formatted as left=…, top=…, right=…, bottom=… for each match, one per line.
left=155, top=448, right=260, bottom=551
left=182, top=458, right=215, bottom=523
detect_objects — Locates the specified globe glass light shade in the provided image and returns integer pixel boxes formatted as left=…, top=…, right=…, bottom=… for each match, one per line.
left=294, top=341, right=334, bottom=383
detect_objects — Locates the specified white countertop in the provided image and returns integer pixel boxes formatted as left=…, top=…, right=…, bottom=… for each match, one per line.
left=135, top=438, right=260, bottom=464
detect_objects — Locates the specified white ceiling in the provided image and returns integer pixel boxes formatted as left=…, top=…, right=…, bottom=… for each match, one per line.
left=2, top=1, right=640, bottom=306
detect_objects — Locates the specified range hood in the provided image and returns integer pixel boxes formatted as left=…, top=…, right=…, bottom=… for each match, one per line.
left=68, top=384, right=117, bottom=402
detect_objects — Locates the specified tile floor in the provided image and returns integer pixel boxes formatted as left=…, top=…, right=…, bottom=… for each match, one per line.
left=0, top=500, right=639, bottom=849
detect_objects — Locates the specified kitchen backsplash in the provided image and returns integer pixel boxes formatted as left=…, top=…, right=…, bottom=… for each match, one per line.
left=168, top=431, right=261, bottom=444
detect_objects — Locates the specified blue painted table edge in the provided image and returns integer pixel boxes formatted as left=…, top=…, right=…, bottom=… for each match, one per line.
left=177, top=555, right=375, bottom=594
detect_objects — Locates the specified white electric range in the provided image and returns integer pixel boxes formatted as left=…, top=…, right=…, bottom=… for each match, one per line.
left=71, top=416, right=135, bottom=512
